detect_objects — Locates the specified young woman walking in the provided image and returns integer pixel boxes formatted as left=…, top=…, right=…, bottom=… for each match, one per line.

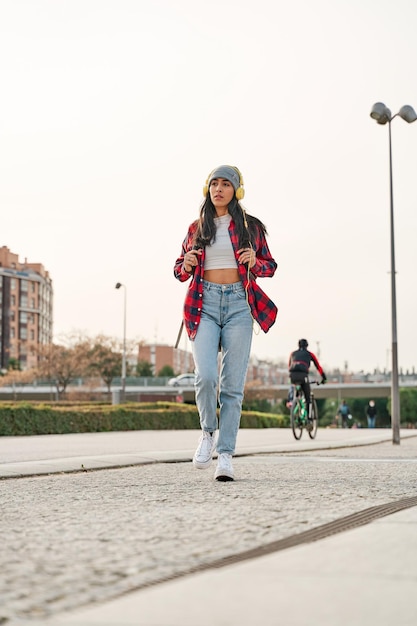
left=174, top=165, right=277, bottom=481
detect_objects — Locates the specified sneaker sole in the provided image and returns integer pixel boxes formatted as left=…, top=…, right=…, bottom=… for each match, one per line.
left=193, top=457, right=213, bottom=469
left=215, top=474, right=234, bottom=482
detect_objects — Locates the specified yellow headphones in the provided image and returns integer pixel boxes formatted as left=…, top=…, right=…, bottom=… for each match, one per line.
left=203, top=165, right=245, bottom=201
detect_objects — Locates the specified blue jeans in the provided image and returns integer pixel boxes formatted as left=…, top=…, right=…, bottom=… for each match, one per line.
left=192, top=280, right=253, bottom=455
left=367, top=416, right=376, bottom=428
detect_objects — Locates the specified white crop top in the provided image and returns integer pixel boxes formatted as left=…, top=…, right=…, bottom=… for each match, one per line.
left=204, top=214, right=238, bottom=270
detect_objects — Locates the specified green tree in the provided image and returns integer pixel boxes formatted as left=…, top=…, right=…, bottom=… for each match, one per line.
left=318, top=398, right=343, bottom=427
left=396, top=388, right=417, bottom=426
left=242, top=397, right=281, bottom=414
left=158, top=365, right=175, bottom=377
left=8, top=357, right=21, bottom=371
left=136, top=360, right=154, bottom=377
left=348, top=398, right=390, bottom=428
left=319, top=397, right=390, bottom=428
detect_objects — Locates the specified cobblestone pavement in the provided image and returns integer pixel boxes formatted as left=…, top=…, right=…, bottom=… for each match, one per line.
left=1, top=435, right=417, bottom=624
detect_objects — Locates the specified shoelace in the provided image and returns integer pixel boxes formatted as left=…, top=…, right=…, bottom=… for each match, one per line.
left=218, top=453, right=231, bottom=468
left=197, top=433, right=213, bottom=455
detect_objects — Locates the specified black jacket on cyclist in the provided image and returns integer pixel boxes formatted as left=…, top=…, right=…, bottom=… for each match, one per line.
left=288, top=348, right=326, bottom=406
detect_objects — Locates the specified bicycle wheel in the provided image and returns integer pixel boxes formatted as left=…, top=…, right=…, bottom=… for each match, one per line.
left=307, top=398, right=318, bottom=439
left=290, top=398, right=303, bottom=440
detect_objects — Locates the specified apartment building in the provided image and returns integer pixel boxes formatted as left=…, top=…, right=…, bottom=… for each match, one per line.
left=0, top=246, right=53, bottom=370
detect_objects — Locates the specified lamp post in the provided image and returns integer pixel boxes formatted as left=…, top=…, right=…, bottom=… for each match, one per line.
left=115, top=282, right=127, bottom=399
left=370, top=102, right=417, bottom=444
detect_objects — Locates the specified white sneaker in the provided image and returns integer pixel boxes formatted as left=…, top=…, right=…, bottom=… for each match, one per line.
left=193, top=431, right=216, bottom=469
left=214, top=453, right=234, bottom=481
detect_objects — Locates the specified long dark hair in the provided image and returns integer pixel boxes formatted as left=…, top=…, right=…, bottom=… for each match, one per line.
left=193, top=196, right=268, bottom=249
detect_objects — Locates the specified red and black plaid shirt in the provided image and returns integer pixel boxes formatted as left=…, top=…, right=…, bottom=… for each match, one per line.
left=174, top=219, right=278, bottom=339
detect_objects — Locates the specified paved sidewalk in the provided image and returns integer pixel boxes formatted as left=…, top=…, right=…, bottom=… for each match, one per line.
left=41, top=504, right=417, bottom=626
left=1, top=427, right=415, bottom=478
left=2, top=428, right=417, bottom=626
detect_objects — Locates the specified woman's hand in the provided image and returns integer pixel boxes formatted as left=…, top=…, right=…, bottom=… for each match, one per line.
left=237, top=247, right=256, bottom=268
left=183, top=248, right=202, bottom=273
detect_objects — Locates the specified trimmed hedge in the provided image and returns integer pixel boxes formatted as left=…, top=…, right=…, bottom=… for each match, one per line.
left=0, top=402, right=288, bottom=436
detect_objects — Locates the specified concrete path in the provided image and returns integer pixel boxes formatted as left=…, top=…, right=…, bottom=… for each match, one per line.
left=1, top=428, right=417, bottom=626
left=0, top=427, right=414, bottom=478
left=46, top=505, right=417, bottom=626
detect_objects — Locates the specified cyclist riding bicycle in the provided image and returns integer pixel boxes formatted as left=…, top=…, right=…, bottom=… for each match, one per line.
left=288, top=339, right=327, bottom=418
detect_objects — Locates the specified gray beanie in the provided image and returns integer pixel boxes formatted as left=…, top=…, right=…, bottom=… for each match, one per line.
left=208, top=165, right=240, bottom=191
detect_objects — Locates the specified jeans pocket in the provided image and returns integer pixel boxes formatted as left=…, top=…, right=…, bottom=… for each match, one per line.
left=235, top=288, right=247, bottom=300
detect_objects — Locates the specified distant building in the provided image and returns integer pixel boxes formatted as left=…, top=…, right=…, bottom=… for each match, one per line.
left=138, top=343, right=194, bottom=375
left=138, top=341, right=288, bottom=384
left=0, top=246, right=53, bottom=370
left=246, top=358, right=288, bottom=385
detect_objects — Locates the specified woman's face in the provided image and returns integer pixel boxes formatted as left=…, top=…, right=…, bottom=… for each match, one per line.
left=209, top=177, right=235, bottom=213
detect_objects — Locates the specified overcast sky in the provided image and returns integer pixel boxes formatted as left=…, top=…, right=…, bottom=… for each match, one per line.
left=2, top=0, right=417, bottom=374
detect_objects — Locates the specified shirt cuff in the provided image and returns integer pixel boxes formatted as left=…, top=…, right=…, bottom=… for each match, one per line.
left=252, top=259, right=262, bottom=276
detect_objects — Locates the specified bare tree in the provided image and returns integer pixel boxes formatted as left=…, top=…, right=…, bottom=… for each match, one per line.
left=87, top=335, right=123, bottom=393
left=36, top=340, right=90, bottom=398
left=34, top=331, right=139, bottom=398
left=0, top=368, right=37, bottom=400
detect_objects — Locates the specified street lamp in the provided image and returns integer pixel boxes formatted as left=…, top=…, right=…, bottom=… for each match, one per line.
left=370, top=102, right=417, bottom=444
left=115, top=282, right=127, bottom=399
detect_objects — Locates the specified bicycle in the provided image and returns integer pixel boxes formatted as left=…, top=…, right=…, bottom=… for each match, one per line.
left=289, top=380, right=322, bottom=440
